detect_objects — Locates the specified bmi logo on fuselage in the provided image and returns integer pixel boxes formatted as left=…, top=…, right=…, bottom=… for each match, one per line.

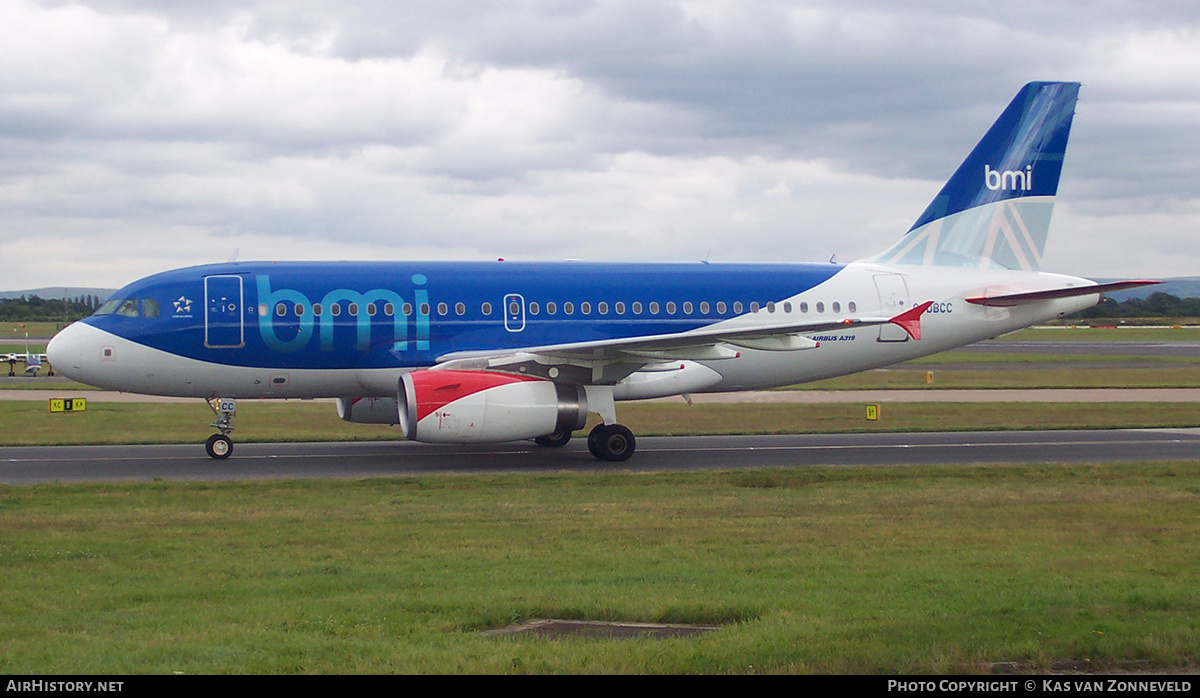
left=984, top=164, right=1033, bottom=191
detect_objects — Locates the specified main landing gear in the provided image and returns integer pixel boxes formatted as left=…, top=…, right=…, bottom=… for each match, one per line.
left=533, top=423, right=636, bottom=461
left=534, top=429, right=572, bottom=448
left=205, top=397, right=237, bottom=459
left=586, top=423, right=635, bottom=462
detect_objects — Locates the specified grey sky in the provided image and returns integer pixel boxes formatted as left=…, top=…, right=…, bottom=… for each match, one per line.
left=2, top=0, right=1199, bottom=288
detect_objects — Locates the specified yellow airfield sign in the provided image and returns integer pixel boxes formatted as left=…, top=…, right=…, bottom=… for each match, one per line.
left=48, top=398, right=86, bottom=413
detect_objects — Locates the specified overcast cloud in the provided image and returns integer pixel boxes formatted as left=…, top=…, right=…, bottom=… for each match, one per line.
left=2, top=0, right=1199, bottom=289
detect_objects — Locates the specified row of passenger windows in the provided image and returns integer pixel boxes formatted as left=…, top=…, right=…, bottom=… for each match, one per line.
left=265, top=299, right=859, bottom=318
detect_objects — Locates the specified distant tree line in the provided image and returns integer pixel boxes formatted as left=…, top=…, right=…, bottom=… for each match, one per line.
left=1070, top=292, right=1200, bottom=320
left=0, top=295, right=101, bottom=323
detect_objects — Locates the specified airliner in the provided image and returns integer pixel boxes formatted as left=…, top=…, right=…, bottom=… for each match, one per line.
left=47, top=82, right=1155, bottom=461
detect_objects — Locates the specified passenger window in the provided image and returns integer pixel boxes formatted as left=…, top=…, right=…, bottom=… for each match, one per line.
left=142, top=299, right=160, bottom=318
left=683, top=301, right=693, bottom=314
left=366, top=303, right=376, bottom=316
left=437, top=302, right=447, bottom=316
left=832, top=302, right=841, bottom=313
left=420, top=303, right=430, bottom=315
left=456, top=302, right=465, bottom=316
left=849, top=301, right=857, bottom=312
left=258, top=304, right=268, bottom=317
left=581, top=302, right=591, bottom=314
left=615, top=301, right=625, bottom=314
left=313, top=303, right=322, bottom=316
left=800, top=302, right=808, bottom=313
left=384, top=303, right=394, bottom=316
left=816, top=302, right=824, bottom=313
left=481, top=302, right=492, bottom=315
left=403, top=303, right=413, bottom=316
left=767, top=301, right=776, bottom=313
left=598, top=302, right=608, bottom=315
left=783, top=302, right=792, bottom=313
left=717, top=301, right=726, bottom=314
left=275, top=303, right=287, bottom=317
left=750, top=302, right=760, bottom=312
left=649, top=302, right=659, bottom=314
left=331, top=303, right=341, bottom=316
left=564, top=302, right=574, bottom=315
left=734, top=301, right=743, bottom=313
left=546, top=302, right=556, bottom=315
left=666, top=302, right=676, bottom=314
left=529, top=302, right=539, bottom=315
left=632, top=302, right=642, bottom=314
left=349, top=303, right=359, bottom=316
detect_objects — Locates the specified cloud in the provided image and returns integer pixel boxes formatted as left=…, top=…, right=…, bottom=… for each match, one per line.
left=2, top=0, right=1200, bottom=289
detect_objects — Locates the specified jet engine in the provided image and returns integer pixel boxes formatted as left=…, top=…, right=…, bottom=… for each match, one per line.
left=339, top=370, right=588, bottom=444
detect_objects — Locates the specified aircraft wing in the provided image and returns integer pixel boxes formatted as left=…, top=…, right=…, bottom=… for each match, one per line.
left=964, top=280, right=1160, bottom=307
left=434, top=301, right=933, bottom=383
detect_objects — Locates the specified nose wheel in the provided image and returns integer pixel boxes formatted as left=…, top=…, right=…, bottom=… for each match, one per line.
left=205, top=398, right=237, bottom=459
left=205, top=433, right=233, bottom=459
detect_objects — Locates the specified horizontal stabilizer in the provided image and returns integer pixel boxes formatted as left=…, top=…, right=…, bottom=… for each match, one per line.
left=965, top=280, right=1161, bottom=307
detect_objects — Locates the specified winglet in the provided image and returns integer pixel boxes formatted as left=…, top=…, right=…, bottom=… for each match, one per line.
left=890, top=301, right=934, bottom=341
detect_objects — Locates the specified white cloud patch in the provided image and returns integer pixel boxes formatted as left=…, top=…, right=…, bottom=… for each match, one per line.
left=1, top=0, right=1200, bottom=289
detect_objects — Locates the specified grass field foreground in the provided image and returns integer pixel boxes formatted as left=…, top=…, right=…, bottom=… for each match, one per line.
left=1, top=464, right=1197, bottom=673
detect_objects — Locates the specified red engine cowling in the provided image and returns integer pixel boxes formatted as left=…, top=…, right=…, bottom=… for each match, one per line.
left=396, top=370, right=588, bottom=443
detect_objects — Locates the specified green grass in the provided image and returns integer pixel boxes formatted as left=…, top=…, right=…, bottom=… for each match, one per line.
left=0, top=321, right=63, bottom=338
left=1001, top=326, right=1200, bottom=341
left=3, top=400, right=1200, bottom=447
left=910, top=351, right=1200, bottom=365
left=798, top=366, right=1200, bottom=390
left=1, top=464, right=1198, bottom=673
left=0, top=343, right=47, bottom=354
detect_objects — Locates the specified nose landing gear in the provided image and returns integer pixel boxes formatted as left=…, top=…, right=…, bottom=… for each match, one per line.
left=205, top=397, right=237, bottom=459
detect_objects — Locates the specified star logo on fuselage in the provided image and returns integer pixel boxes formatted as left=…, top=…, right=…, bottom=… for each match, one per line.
left=174, top=296, right=193, bottom=314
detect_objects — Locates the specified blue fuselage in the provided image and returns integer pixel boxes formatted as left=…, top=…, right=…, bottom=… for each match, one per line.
left=82, top=260, right=845, bottom=371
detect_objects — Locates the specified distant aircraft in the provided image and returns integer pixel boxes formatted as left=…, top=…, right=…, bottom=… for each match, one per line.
left=48, top=82, right=1156, bottom=460
left=5, top=335, right=47, bottom=377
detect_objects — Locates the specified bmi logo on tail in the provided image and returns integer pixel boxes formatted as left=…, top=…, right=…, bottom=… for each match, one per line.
left=984, top=164, right=1033, bottom=191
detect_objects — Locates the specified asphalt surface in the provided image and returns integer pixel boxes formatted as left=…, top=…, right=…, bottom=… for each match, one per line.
left=4, top=429, right=1199, bottom=484
left=5, top=335, right=1200, bottom=484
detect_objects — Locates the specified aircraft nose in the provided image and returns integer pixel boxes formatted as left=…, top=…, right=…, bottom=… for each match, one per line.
left=47, top=322, right=97, bottom=383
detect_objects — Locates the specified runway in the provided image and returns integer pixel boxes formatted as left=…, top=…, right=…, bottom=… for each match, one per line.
left=4, top=429, right=1199, bottom=484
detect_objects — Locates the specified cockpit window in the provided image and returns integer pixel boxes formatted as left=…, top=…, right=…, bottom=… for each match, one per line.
left=142, top=299, right=160, bottom=318
left=116, top=299, right=140, bottom=317
left=93, top=299, right=121, bottom=316
left=93, top=297, right=158, bottom=318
